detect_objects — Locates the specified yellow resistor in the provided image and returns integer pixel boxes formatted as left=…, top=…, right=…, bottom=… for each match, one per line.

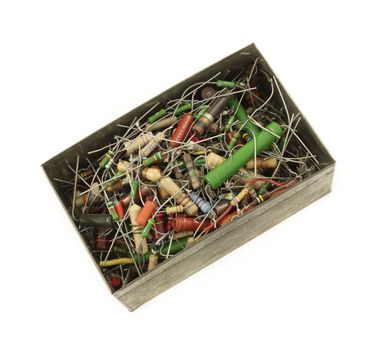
left=166, top=205, right=184, bottom=216
left=99, top=257, right=133, bottom=267
left=230, top=187, right=250, bottom=207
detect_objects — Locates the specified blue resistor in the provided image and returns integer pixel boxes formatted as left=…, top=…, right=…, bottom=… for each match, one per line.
left=189, top=192, right=212, bottom=214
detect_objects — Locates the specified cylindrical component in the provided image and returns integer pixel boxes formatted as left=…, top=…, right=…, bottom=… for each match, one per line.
left=142, top=166, right=162, bottom=182
left=99, top=149, right=114, bottom=169
left=143, top=151, right=163, bottom=167
left=230, top=187, right=250, bottom=206
left=152, top=212, right=167, bottom=240
left=136, top=201, right=157, bottom=227
left=215, top=80, right=236, bottom=88
left=107, top=201, right=119, bottom=221
left=166, top=205, right=184, bottom=216
left=110, top=276, right=122, bottom=290
left=114, top=201, right=125, bottom=219
left=225, top=115, right=236, bottom=131
left=158, top=185, right=170, bottom=200
left=140, top=218, right=155, bottom=238
left=174, top=102, right=192, bottom=115
left=79, top=168, right=94, bottom=179
left=145, top=116, right=177, bottom=131
left=188, top=192, right=212, bottom=213
left=148, top=254, right=159, bottom=271
left=166, top=216, right=173, bottom=232
left=192, top=96, right=230, bottom=136
left=246, top=157, right=278, bottom=169
left=148, top=108, right=167, bottom=123
left=227, top=131, right=241, bottom=150
left=129, top=204, right=148, bottom=255
left=183, top=153, right=200, bottom=190
left=139, top=131, right=165, bottom=157
left=117, top=160, right=132, bottom=173
left=205, top=152, right=225, bottom=168
left=95, top=235, right=110, bottom=250
left=130, top=179, right=139, bottom=199
left=194, top=105, right=209, bottom=120
left=124, top=133, right=153, bottom=155
left=214, top=199, right=230, bottom=216
left=257, top=192, right=271, bottom=204
left=119, top=194, right=131, bottom=207
left=201, top=86, right=216, bottom=100
left=173, top=231, right=194, bottom=240
left=172, top=217, right=211, bottom=232
left=227, top=97, right=260, bottom=138
left=204, top=122, right=282, bottom=189
left=169, top=113, right=194, bottom=148
left=159, top=176, right=198, bottom=216
left=219, top=211, right=238, bottom=226
left=78, top=214, right=113, bottom=227
left=185, top=237, right=196, bottom=249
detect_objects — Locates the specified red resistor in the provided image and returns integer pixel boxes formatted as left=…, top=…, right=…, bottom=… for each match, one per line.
left=95, top=235, right=110, bottom=250
left=110, top=276, right=122, bottom=290
left=114, top=201, right=125, bottom=219
left=136, top=200, right=157, bottom=227
left=152, top=212, right=167, bottom=240
left=169, top=113, right=194, bottom=148
left=166, top=217, right=173, bottom=232
left=134, top=186, right=153, bottom=204
left=172, top=217, right=211, bottom=232
left=119, top=194, right=131, bottom=207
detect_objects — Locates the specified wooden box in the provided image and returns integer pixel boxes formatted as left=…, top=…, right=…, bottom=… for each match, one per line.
left=42, top=43, right=335, bottom=311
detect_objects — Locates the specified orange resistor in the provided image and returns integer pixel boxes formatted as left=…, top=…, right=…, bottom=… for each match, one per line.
left=136, top=200, right=157, bottom=227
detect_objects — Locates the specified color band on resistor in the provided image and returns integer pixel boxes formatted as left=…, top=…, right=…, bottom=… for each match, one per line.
left=188, top=192, right=212, bottom=214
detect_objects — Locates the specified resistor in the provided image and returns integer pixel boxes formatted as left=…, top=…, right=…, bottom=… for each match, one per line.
left=173, top=231, right=194, bottom=240
left=183, top=153, right=200, bottom=190
left=143, top=151, right=164, bottom=167
left=173, top=102, right=192, bottom=115
left=124, top=133, right=153, bottom=155
left=79, top=168, right=94, bottom=179
left=130, top=179, right=139, bottom=199
left=165, top=205, right=184, bottom=216
left=159, top=176, right=198, bottom=216
left=192, top=96, right=230, bottom=136
left=152, top=212, right=167, bottom=240
left=215, top=80, right=236, bottom=88
left=245, top=157, right=278, bottom=170
left=140, top=218, right=155, bottom=239
left=169, top=113, right=194, bottom=148
left=227, top=131, right=241, bottom=150
left=95, top=235, right=110, bottom=251
left=145, top=116, right=177, bottom=131
left=99, top=149, right=114, bottom=169
left=107, top=201, right=119, bottom=221
left=142, top=166, right=162, bottom=182
left=230, top=187, right=251, bottom=207
left=148, top=108, right=167, bottom=123
left=148, top=254, right=158, bottom=271
left=171, top=217, right=211, bottom=232
left=129, top=204, right=148, bottom=255
left=139, top=131, right=165, bottom=157
left=257, top=191, right=271, bottom=204
left=188, top=192, right=212, bottom=214
left=136, top=200, right=157, bottom=227
left=114, top=200, right=125, bottom=219
left=225, top=115, right=236, bottom=131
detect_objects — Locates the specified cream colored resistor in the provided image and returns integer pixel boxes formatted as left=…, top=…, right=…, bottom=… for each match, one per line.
left=205, top=152, right=225, bottom=168
left=147, top=254, right=158, bottom=271
left=246, top=157, right=278, bottom=170
left=159, top=176, right=198, bottom=216
left=166, top=205, right=184, bottom=216
left=173, top=231, right=194, bottom=240
left=185, top=237, right=197, bottom=249
left=129, top=204, right=148, bottom=255
left=117, top=160, right=132, bottom=172
left=230, top=187, right=250, bottom=207
left=158, top=185, right=170, bottom=200
left=145, top=116, right=177, bottom=131
left=142, top=166, right=162, bottom=182
left=124, top=133, right=154, bottom=155
left=139, top=131, right=165, bottom=157
left=90, top=182, right=101, bottom=200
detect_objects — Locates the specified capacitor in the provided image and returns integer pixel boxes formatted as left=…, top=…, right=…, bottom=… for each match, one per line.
left=201, top=86, right=216, bottom=100
left=78, top=214, right=113, bottom=228
left=124, top=133, right=153, bottom=155
left=169, top=113, right=194, bottom=148
left=183, top=153, right=200, bottom=190
left=159, top=176, right=198, bottom=216
left=95, top=235, right=110, bottom=251
left=172, top=217, right=211, bottom=232
left=192, top=96, right=230, bottom=136
left=188, top=192, right=212, bottom=213
left=152, top=212, right=167, bottom=240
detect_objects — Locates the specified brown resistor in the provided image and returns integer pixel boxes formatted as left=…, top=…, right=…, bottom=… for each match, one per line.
left=169, top=113, right=194, bottom=148
left=246, top=157, right=278, bottom=170
left=159, top=176, right=198, bottom=216
left=172, top=217, right=211, bottom=232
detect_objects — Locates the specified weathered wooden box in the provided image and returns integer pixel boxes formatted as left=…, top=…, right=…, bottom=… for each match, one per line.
left=42, top=43, right=335, bottom=311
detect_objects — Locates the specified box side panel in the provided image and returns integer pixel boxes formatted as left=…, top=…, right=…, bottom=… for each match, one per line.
left=115, top=164, right=335, bottom=311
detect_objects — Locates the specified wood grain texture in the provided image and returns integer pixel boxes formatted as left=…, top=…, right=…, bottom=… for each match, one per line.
left=115, top=165, right=335, bottom=311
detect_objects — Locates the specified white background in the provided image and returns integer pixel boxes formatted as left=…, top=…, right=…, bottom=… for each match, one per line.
left=1, top=1, right=387, bottom=349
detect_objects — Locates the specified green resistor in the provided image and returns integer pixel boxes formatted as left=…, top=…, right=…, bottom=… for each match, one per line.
left=107, top=201, right=119, bottom=221
left=194, top=105, right=209, bottom=120
left=143, top=151, right=163, bottom=167
left=141, top=218, right=155, bottom=239
left=99, top=149, right=114, bottom=169
left=225, top=114, right=236, bottom=131
left=258, top=182, right=271, bottom=195
left=148, top=109, right=167, bottom=123
left=173, top=102, right=192, bottom=115
left=130, top=179, right=139, bottom=198
left=227, top=131, right=241, bottom=150
left=216, top=80, right=236, bottom=88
